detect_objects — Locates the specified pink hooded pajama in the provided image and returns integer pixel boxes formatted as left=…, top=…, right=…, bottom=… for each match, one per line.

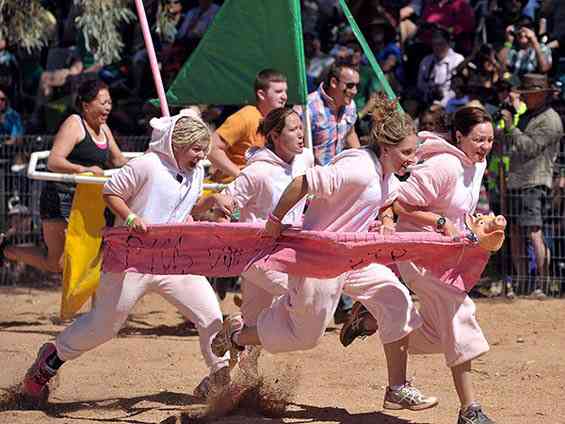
left=255, top=148, right=422, bottom=353
left=55, top=114, right=229, bottom=373
left=224, top=147, right=313, bottom=326
left=397, top=133, right=490, bottom=367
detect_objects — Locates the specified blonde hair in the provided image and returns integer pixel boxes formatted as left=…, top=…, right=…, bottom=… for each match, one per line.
left=368, top=93, right=415, bottom=155
left=171, top=116, right=212, bottom=155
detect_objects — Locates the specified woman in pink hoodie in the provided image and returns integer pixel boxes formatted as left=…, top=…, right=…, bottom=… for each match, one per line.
left=212, top=95, right=439, bottom=412
left=21, top=112, right=235, bottom=406
left=223, top=107, right=313, bottom=374
left=224, top=107, right=313, bottom=329
left=342, top=107, right=496, bottom=424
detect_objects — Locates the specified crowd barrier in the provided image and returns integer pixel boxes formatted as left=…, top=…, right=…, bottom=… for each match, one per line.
left=0, top=134, right=563, bottom=297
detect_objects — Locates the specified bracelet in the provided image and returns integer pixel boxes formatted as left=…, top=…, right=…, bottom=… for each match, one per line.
left=125, top=213, right=137, bottom=227
left=504, top=41, right=513, bottom=49
left=268, top=213, right=282, bottom=225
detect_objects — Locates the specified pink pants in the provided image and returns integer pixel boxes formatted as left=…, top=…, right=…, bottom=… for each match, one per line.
left=398, top=262, right=490, bottom=368
left=240, top=265, right=288, bottom=326
left=257, top=263, right=422, bottom=353
left=55, top=271, right=229, bottom=372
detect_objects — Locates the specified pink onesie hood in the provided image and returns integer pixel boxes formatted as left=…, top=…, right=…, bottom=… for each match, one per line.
left=397, top=131, right=487, bottom=233
left=246, top=146, right=294, bottom=170
left=147, top=110, right=206, bottom=173
left=416, top=131, right=474, bottom=166
left=224, top=147, right=313, bottom=225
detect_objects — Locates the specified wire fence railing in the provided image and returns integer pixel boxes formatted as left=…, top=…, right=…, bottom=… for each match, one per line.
left=0, top=133, right=564, bottom=298
left=0, top=135, right=149, bottom=286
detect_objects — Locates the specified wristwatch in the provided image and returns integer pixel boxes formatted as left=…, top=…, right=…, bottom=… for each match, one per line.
left=435, top=216, right=447, bottom=233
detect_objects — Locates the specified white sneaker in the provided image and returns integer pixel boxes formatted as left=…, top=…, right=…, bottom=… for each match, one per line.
left=383, top=382, right=439, bottom=411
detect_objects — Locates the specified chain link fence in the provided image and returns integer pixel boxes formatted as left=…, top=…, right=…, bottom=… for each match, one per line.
left=484, top=131, right=565, bottom=298
left=1, top=132, right=564, bottom=298
left=0, top=135, right=149, bottom=286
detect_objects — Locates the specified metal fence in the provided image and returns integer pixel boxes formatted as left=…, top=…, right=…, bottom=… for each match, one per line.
left=0, top=135, right=149, bottom=286
left=483, top=131, right=565, bottom=298
left=1, top=133, right=564, bottom=298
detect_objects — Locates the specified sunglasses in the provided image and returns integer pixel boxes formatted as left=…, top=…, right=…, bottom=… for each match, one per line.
left=0, top=97, right=6, bottom=102
left=338, top=80, right=359, bottom=89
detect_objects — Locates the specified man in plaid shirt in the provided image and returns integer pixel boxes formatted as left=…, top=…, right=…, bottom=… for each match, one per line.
left=305, top=63, right=361, bottom=165
left=303, top=62, right=361, bottom=322
left=499, top=21, right=552, bottom=76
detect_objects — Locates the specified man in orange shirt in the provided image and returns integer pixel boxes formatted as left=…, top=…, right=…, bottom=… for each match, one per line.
left=208, top=69, right=288, bottom=183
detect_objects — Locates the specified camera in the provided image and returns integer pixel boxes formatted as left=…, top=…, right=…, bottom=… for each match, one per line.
left=492, top=104, right=517, bottom=123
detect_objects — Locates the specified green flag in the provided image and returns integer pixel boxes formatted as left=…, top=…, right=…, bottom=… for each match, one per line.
left=338, top=0, right=401, bottom=109
left=163, top=0, right=307, bottom=106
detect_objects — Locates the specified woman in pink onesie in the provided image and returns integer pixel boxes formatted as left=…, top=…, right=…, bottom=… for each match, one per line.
left=212, top=95, right=439, bottom=412
left=21, top=112, right=234, bottom=405
left=342, top=106, right=496, bottom=424
left=224, top=107, right=313, bottom=328
left=223, top=107, right=313, bottom=374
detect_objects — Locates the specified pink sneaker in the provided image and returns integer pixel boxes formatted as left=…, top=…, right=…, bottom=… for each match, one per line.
left=22, top=342, right=58, bottom=402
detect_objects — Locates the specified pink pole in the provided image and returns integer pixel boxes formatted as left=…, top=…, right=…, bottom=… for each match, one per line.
left=134, top=0, right=170, bottom=117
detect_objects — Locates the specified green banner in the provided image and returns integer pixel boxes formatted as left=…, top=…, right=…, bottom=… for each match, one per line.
left=162, top=0, right=307, bottom=106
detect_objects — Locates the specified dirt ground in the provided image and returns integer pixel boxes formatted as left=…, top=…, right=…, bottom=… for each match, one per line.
left=1, top=286, right=564, bottom=424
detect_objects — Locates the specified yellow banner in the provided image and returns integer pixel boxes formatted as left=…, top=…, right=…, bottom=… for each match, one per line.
left=60, top=183, right=106, bottom=320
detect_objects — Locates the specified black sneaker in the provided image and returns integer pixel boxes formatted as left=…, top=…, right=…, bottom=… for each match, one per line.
left=339, top=302, right=377, bottom=347
left=458, top=403, right=495, bottom=424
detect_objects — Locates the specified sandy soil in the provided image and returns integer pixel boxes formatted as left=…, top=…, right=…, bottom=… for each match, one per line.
left=1, top=286, right=564, bottom=424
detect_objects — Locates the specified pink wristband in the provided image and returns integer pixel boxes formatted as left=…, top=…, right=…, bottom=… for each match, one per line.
left=268, top=213, right=282, bottom=225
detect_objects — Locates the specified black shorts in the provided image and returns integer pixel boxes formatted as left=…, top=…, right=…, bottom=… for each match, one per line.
left=39, top=183, right=75, bottom=221
left=507, top=186, right=550, bottom=228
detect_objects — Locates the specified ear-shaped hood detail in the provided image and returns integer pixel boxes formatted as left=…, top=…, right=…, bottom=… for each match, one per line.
left=417, top=131, right=475, bottom=166
left=148, top=109, right=205, bottom=172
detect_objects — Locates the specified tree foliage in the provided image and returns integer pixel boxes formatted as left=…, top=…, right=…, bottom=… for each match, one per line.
left=75, top=0, right=136, bottom=65
left=0, top=0, right=137, bottom=65
left=0, top=0, right=55, bottom=52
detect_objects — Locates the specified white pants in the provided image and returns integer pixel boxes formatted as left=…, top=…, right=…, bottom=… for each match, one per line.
left=398, top=262, right=490, bottom=368
left=240, top=265, right=288, bottom=326
left=56, top=271, right=229, bottom=372
left=257, top=264, right=422, bottom=353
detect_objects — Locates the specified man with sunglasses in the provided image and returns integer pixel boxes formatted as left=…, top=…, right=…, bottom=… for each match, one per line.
left=306, top=62, right=361, bottom=167
left=303, top=62, right=361, bottom=324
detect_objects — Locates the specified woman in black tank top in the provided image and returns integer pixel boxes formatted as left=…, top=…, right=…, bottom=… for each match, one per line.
left=4, top=78, right=128, bottom=274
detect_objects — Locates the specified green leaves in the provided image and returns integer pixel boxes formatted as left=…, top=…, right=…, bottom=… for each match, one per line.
left=0, top=0, right=137, bottom=65
left=74, top=0, right=137, bottom=65
left=0, top=0, right=55, bottom=52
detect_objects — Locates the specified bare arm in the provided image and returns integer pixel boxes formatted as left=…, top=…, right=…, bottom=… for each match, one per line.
left=103, top=193, right=147, bottom=232
left=522, top=28, right=551, bottom=73
left=376, top=204, right=396, bottom=234
left=379, top=205, right=395, bottom=222
left=265, top=175, right=309, bottom=237
left=498, top=25, right=515, bottom=68
left=47, top=116, right=104, bottom=176
left=393, top=200, right=459, bottom=237
left=346, top=127, right=361, bottom=149
left=104, top=125, right=128, bottom=168
left=191, top=193, right=236, bottom=222
left=207, top=132, right=241, bottom=179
